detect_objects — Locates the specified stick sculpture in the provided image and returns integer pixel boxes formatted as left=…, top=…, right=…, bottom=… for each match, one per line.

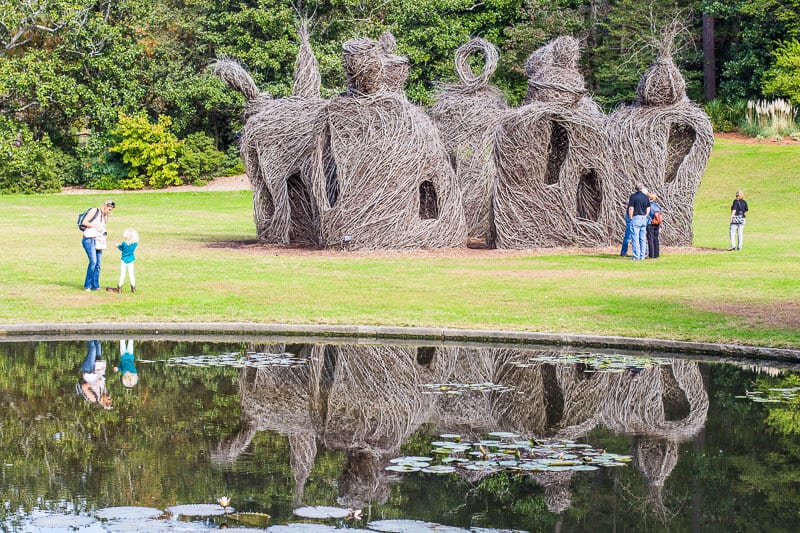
left=606, top=28, right=714, bottom=245
left=216, top=25, right=712, bottom=250
left=429, top=38, right=508, bottom=245
left=312, top=35, right=467, bottom=250
left=492, top=37, right=616, bottom=248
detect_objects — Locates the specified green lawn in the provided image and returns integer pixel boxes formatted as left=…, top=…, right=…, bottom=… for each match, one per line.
left=1, top=138, right=798, bottom=348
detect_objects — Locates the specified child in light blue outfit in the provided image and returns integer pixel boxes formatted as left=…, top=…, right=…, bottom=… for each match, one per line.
left=109, top=228, right=138, bottom=293
left=114, top=339, right=139, bottom=388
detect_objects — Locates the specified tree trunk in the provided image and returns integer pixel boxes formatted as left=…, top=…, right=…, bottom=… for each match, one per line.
left=702, top=14, right=716, bottom=101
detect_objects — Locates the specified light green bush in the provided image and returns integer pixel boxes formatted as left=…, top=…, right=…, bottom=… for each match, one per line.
left=110, top=113, right=183, bottom=189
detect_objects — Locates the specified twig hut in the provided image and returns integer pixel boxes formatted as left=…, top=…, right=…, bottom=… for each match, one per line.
left=492, top=37, right=616, bottom=248
left=606, top=28, right=713, bottom=245
left=429, top=38, right=508, bottom=245
left=214, top=26, right=327, bottom=245
left=310, top=35, right=468, bottom=249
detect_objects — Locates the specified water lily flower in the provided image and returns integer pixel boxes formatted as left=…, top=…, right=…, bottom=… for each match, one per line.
left=346, top=508, right=363, bottom=520
left=217, top=496, right=231, bottom=508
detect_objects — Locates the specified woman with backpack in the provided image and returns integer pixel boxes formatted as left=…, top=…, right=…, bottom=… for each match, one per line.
left=646, top=192, right=662, bottom=259
left=80, top=199, right=115, bottom=291
left=728, top=190, right=748, bottom=251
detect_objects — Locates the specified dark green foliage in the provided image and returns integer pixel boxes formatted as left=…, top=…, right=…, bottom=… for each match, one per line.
left=0, top=118, right=74, bottom=194
left=704, top=98, right=747, bottom=132
left=73, top=134, right=129, bottom=188
left=177, top=132, right=226, bottom=183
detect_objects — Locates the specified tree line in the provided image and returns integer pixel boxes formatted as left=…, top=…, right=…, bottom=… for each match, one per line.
left=1, top=0, right=798, bottom=193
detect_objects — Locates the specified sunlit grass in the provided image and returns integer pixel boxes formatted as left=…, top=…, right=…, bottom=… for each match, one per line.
left=0, top=138, right=798, bottom=347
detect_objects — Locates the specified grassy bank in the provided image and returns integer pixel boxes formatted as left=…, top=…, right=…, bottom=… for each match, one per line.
left=1, top=138, right=798, bottom=348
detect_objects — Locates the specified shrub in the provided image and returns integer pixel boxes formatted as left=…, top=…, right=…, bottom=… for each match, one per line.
left=0, top=118, right=74, bottom=194
left=763, top=40, right=800, bottom=107
left=177, top=132, right=225, bottom=184
left=110, top=113, right=183, bottom=189
left=220, top=144, right=245, bottom=176
left=704, top=99, right=746, bottom=133
left=742, top=99, right=799, bottom=139
left=75, top=134, right=129, bottom=189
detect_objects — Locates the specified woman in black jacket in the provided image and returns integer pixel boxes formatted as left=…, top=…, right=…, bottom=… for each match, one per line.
left=728, top=190, right=748, bottom=251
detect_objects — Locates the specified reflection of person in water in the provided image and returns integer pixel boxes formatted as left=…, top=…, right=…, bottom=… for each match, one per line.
left=76, top=340, right=113, bottom=409
left=114, top=339, right=138, bottom=388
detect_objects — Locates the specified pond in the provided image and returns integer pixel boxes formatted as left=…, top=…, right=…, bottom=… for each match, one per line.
left=1, top=338, right=799, bottom=532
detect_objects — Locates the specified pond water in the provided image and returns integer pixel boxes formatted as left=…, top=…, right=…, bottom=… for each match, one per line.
left=1, top=338, right=799, bottom=532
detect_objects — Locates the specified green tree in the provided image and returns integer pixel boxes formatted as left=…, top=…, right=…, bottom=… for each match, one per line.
left=762, top=40, right=800, bottom=105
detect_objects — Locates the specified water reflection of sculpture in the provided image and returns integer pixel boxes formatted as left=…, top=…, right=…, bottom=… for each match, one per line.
left=435, top=349, right=708, bottom=517
left=602, top=361, right=709, bottom=521
left=212, top=344, right=708, bottom=517
left=212, top=344, right=459, bottom=507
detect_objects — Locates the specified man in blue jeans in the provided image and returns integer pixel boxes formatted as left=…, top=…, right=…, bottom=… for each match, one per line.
left=627, top=183, right=650, bottom=261
left=620, top=213, right=633, bottom=256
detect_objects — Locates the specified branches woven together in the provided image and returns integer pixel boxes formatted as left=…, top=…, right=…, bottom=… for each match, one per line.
left=216, top=25, right=712, bottom=250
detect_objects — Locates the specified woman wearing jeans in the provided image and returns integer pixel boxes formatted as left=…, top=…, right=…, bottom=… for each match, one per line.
left=728, top=190, right=748, bottom=251
left=81, top=199, right=115, bottom=291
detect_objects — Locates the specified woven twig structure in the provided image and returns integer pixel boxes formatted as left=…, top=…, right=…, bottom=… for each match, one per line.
left=493, top=37, right=616, bottom=248
left=429, top=38, right=508, bottom=244
left=217, top=26, right=711, bottom=250
left=606, top=32, right=713, bottom=245
left=312, top=92, right=467, bottom=249
left=214, top=57, right=327, bottom=245
left=292, top=21, right=321, bottom=98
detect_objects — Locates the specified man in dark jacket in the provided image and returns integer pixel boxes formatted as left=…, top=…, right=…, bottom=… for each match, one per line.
left=627, top=183, right=650, bottom=261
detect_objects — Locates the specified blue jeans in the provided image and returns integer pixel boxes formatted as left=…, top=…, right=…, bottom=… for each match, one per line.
left=620, top=216, right=633, bottom=255
left=81, top=340, right=102, bottom=374
left=631, top=215, right=648, bottom=260
left=82, top=237, right=102, bottom=289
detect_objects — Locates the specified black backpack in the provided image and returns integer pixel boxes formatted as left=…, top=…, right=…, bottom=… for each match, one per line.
left=77, top=208, right=99, bottom=231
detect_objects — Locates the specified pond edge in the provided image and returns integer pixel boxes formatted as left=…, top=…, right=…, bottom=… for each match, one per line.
left=1, top=322, right=798, bottom=361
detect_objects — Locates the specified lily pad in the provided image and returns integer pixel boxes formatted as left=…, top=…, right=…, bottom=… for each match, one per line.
left=293, top=506, right=350, bottom=519
left=386, top=464, right=423, bottom=473
left=487, top=431, right=520, bottom=439
left=421, top=465, right=457, bottom=474
left=102, top=519, right=176, bottom=532
left=30, top=514, right=97, bottom=528
left=390, top=456, right=434, bottom=463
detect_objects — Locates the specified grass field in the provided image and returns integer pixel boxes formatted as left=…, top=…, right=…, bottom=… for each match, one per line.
left=1, top=138, right=798, bottom=348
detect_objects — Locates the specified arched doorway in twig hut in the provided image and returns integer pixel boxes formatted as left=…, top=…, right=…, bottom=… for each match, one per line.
left=287, top=173, right=317, bottom=244
left=323, top=132, right=339, bottom=207
left=545, top=121, right=569, bottom=185
left=541, top=364, right=565, bottom=429
left=576, top=169, right=601, bottom=221
left=416, top=346, right=435, bottom=366
left=660, top=365, right=692, bottom=421
left=419, top=180, right=439, bottom=219
left=664, top=122, right=696, bottom=184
